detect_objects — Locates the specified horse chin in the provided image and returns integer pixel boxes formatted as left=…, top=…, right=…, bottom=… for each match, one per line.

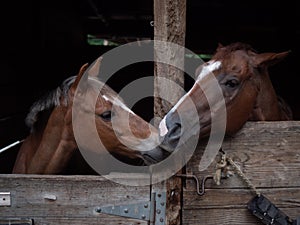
left=141, top=146, right=171, bottom=165
left=199, top=125, right=211, bottom=139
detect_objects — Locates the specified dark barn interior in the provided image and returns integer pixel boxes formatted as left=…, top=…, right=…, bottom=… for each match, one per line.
left=0, top=0, right=299, bottom=173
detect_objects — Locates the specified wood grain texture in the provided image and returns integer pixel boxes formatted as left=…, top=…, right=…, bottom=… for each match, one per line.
left=1, top=122, right=299, bottom=225
left=183, top=121, right=300, bottom=225
left=153, top=0, right=186, bottom=119
left=153, top=0, right=186, bottom=225
left=0, top=174, right=149, bottom=225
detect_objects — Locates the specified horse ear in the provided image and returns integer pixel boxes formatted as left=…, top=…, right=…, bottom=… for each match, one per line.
left=70, top=56, right=103, bottom=94
left=70, top=63, right=89, bottom=95
left=87, top=56, right=103, bottom=77
left=252, top=51, right=291, bottom=67
left=217, top=43, right=224, bottom=49
left=73, top=63, right=89, bottom=88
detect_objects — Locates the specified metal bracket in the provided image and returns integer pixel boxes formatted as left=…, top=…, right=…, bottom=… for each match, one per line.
left=95, top=202, right=151, bottom=221
left=0, top=192, right=11, bottom=206
left=153, top=191, right=166, bottom=225
left=95, top=192, right=166, bottom=225
left=176, top=174, right=213, bottom=196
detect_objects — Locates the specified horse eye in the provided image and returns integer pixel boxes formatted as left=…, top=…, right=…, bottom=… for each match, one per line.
left=99, top=111, right=112, bottom=121
left=225, top=79, right=239, bottom=88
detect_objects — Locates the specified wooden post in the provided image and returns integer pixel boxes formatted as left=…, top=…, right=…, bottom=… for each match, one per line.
left=153, top=0, right=186, bottom=119
left=153, top=0, right=186, bottom=225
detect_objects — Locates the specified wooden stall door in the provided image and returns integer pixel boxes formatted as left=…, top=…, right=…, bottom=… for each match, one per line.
left=182, top=121, right=300, bottom=225
left=0, top=174, right=152, bottom=225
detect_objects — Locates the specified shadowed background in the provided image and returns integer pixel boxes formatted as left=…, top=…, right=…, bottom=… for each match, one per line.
left=0, top=0, right=299, bottom=173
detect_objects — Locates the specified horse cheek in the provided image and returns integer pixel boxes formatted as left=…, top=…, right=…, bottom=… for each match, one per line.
left=226, top=87, right=258, bottom=134
left=129, top=114, right=151, bottom=139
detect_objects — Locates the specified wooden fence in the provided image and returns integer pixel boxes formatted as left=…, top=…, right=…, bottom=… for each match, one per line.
left=183, top=121, right=300, bottom=225
left=1, top=121, right=300, bottom=225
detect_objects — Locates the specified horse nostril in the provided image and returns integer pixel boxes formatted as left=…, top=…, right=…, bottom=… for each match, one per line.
left=166, top=110, right=180, bottom=128
left=159, top=123, right=181, bottom=151
left=159, top=111, right=182, bottom=151
left=168, top=123, right=181, bottom=140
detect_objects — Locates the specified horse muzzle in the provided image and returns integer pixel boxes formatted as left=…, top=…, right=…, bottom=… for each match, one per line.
left=141, top=146, right=171, bottom=165
left=158, top=110, right=182, bottom=152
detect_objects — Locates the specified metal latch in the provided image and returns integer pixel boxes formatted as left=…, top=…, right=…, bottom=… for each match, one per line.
left=0, top=192, right=11, bottom=206
left=95, top=192, right=166, bottom=225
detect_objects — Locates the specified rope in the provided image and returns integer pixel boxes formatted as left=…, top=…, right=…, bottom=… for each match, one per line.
left=226, top=156, right=260, bottom=196
left=215, top=151, right=260, bottom=196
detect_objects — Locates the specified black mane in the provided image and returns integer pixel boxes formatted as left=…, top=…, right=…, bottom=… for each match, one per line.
left=25, top=75, right=122, bottom=132
left=25, top=76, right=76, bottom=131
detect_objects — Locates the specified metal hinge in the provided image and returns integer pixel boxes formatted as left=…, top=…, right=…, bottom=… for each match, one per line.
left=95, top=192, right=166, bottom=225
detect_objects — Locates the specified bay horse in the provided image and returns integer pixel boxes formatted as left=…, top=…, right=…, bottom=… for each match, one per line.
left=159, top=42, right=292, bottom=167
left=12, top=57, right=167, bottom=174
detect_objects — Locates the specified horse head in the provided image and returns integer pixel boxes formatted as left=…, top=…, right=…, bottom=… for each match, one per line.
left=159, top=42, right=291, bottom=153
left=69, top=57, right=167, bottom=166
left=13, top=57, right=168, bottom=174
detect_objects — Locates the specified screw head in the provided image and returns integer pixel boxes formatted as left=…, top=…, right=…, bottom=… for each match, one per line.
left=95, top=207, right=101, bottom=213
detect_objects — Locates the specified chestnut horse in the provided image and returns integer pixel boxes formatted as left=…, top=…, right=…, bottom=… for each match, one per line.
left=13, top=57, right=167, bottom=174
left=159, top=42, right=292, bottom=164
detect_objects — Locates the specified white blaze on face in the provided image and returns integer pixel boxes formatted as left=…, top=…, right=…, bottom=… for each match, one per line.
left=102, top=94, right=135, bottom=115
left=159, top=116, right=168, bottom=137
left=102, top=94, right=110, bottom=102
left=158, top=60, right=221, bottom=138
left=196, top=60, right=221, bottom=82
left=102, top=94, right=160, bottom=151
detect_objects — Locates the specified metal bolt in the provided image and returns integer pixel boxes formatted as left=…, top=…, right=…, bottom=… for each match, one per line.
left=160, top=218, right=164, bottom=222
left=95, top=207, right=101, bottom=213
left=43, top=193, right=57, bottom=201
left=141, top=215, right=146, bottom=219
left=156, top=209, right=161, bottom=214
left=171, top=190, right=175, bottom=197
left=124, top=208, right=129, bottom=213
left=144, top=203, right=148, bottom=208
left=160, top=202, right=165, bottom=206
left=157, top=193, right=162, bottom=198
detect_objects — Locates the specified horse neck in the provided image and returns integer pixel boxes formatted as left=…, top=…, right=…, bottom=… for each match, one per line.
left=250, top=70, right=284, bottom=121
left=26, top=105, right=78, bottom=174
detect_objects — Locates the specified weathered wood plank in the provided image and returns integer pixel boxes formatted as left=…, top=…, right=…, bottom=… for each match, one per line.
left=0, top=174, right=149, bottom=225
left=183, top=121, right=300, bottom=225
left=183, top=207, right=300, bottom=225
left=184, top=188, right=300, bottom=210
left=153, top=0, right=186, bottom=119
left=187, top=121, right=300, bottom=188
left=153, top=0, right=186, bottom=225
left=0, top=217, right=145, bottom=225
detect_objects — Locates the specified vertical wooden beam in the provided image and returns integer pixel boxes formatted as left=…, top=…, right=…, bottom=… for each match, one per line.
left=153, top=0, right=186, bottom=119
left=153, top=0, right=186, bottom=225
